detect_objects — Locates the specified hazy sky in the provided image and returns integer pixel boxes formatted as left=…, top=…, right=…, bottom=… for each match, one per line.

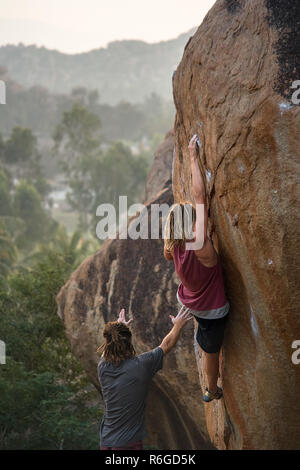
left=0, top=0, right=216, bottom=53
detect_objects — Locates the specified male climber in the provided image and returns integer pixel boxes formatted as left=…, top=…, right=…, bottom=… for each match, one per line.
left=163, top=134, right=230, bottom=402
left=97, top=306, right=192, bottom=450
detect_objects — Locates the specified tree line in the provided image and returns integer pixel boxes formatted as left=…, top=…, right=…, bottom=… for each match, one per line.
left=0, top=99, right=152, bottom=449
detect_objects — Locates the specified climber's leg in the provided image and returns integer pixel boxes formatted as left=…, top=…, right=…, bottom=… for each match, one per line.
left=203, top=351, right=219, bottom=394
left=194, top=313, right=229, bottom=397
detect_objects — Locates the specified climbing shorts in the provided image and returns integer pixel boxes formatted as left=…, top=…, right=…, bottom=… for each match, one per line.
left=194, top=311, right=230, bottom=354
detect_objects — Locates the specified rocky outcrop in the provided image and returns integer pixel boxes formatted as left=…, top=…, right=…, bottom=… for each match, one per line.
left=57, top=0, right=300, bottom=451
left=57, top=130, right=213, bottom=450
left=172, top=0, right=300, bottom=450
left=143, top=129, right=174, bottom=203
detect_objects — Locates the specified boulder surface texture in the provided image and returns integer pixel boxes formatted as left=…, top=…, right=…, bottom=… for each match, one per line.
left=57, top=0, right=300, bottom=450
left=172, top=0, right=300, bottom=450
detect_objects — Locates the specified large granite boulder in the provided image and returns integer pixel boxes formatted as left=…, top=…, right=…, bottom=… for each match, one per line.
left=172, top=0, right=300, bottom=450
left=57, top=0, right=300, bottom=450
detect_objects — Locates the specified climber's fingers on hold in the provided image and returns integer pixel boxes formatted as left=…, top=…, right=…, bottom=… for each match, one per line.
left=188, top=135, right=198, bottom=151
left=189, top=135, right=197, bottom=144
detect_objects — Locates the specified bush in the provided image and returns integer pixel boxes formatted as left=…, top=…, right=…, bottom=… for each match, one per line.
left=0, top=250, right=102, bottom=450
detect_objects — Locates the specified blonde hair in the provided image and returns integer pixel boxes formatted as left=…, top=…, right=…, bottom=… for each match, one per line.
left=164, top=202, right=196, bottom=252
left=96, top=321, right=136, bottom=365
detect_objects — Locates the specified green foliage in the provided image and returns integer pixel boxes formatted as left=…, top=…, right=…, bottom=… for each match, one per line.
left=1, top=251, right=72, bottom=371
left=0, top=360, right=99, bottom=450
left=0, top=172, right=18, bottom=276
left=0, top=134, right=5, bottom=161
left=99, top=141, right=148, bottom=207
left=14, top=180, right=43, bottom=219
left=0, top=168, right=12, bottom=216
left=53, top=103, right=149, bottom=234
left=53, top=103, right=102, bottom=164
left=0, top=79, right=175, bottom=159
left=52, top=104, right=103, bottom=232
left=0, top=249, right=101, bottom=450
left=3, top=126, right=37, bottom=165
left=139, top=92, right=174, bottom=138
left=0, top=128, right=57, bottom=256
left=64, top=141, right=149, bottom=234
left=13, top=180, right=57, bottom=250
left=0, top=127, right=50, bottom=198
left=27, top=158, right=51, bottom=199
left=24, top=226, right=97, bottom=272
left=0, top=228, right=17, bottom=277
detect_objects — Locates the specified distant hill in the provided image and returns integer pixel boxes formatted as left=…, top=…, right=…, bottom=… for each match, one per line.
left=0, top=28, right=197, bottom=105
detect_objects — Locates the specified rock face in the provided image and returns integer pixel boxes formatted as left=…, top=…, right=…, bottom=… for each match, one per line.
left=172, top=0, right=300, bottom=450
left=57, top=130, right=213, bottom=450
left=143, top=129, right=174, bottom=203
left=57, top=0, right=300, bottom=451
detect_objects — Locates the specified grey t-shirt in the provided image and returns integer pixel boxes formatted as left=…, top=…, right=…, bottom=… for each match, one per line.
left=97, top=346, right=164, bottom=447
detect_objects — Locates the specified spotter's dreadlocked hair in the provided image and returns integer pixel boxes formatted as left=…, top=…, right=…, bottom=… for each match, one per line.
left=96, top=321, right=136, bottom=366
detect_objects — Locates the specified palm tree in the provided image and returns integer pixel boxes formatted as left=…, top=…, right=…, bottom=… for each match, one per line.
left=21, top=226, right=98, bottom=272
left=52, top=227, right=96, bottom=269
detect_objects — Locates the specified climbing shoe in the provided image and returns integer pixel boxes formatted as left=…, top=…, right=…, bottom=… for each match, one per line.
left=203, top=386, right=223, bottom=402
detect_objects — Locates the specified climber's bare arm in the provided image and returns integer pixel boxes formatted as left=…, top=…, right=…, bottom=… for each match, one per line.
left=188, top=135, right=218, bottom=266
left=189, top=136, right=206, bottom=203
left=159, top=306, right=192, bottom=355
left=188, top=134, right=208, bottom=235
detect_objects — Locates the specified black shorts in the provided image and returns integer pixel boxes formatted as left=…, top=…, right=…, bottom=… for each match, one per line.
left=194, top=312, right=229, bottom=354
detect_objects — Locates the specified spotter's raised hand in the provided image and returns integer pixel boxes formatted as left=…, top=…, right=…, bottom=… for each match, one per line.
left=117, top=308, right=133, bottom=326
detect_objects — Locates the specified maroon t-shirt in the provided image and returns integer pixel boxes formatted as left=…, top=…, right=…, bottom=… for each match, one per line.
left=173, top=244, right=227, bottom=311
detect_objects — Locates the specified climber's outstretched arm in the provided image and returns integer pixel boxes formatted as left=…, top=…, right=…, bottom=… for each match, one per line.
left=188, top=135, right=208, bottom=242
left=188, top=135, right=218, bottom=264
left=159, top=305, right=192, bottom=355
